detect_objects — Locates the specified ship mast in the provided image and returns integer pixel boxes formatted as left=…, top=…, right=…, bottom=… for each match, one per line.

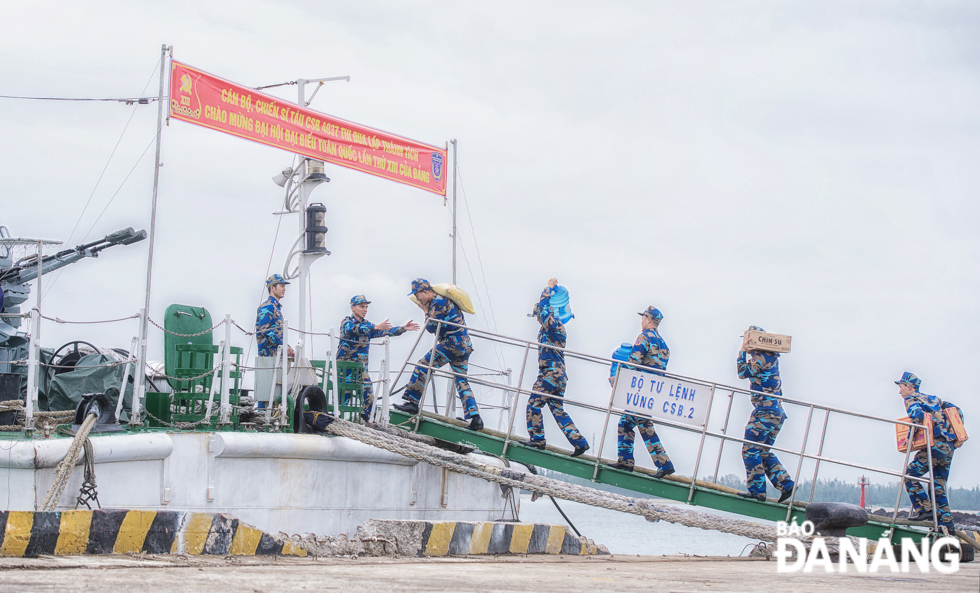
left=135, top=43, right=169, bottom=420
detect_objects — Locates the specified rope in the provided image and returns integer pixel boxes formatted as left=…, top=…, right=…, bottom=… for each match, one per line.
left=151, top=366, right=221, bottom=382
left=39, top=313, right=140, bottom=325
left=148, top=318, right=224, bottom=337
left=5, top=360, right=131, bottom=369
left=0, top=94, right=158, bottom=103
left=75, top=438, right=101, bottom=509
left=39, top=359, right=132, bottom=370
left=232, top=320, right=254, bottom=336
left=0, top=400, right=24, bottom=412
left=289, top=327, right=333, bottom=336
left=325, top=418, right=778, bottom=542
left=0, top=401, right=74, bottom=431
left=140, top=406, right=205, bottom=430
left=41, top=413, right=97, bottom=510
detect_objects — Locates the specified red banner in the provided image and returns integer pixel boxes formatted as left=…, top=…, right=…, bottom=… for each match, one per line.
left=169, top=60, right=447, bottom=196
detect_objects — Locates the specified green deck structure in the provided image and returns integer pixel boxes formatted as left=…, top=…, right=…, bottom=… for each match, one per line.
left=389, top=409, right=931, bottom=544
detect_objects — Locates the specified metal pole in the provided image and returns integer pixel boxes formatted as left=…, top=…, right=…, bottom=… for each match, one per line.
left=279, top=323, right=289, bottom=427
left=296, top=76, right=309, bottom=367
left=687, top=386, right=717, bottom=503
left=500, top=343, right=531, bottom=456
left=266, top=345, right=281, bottom=422
left=33, top=241, right=42, bottom=411
left=451, top=139, right=457, bottom=285
left=388, top=328, right=426, bottom=396
left=378, top=336, right=390, bottom=425
left=785, top=404, right=815, bottom=521
left=329, top=327, right=337, bottom=415
left=25, top=240, right=44, bottom=430
left=115, top=336, right=139, bottom=422
left=24, top=309, right=37, bottom=430
left=203, top=339, right=223, bottom=421
left=806, top=409, right=831, bottom=503
left=219, top=314, right=232, bottom=424
left=592, top=371, right=622, bottom=480
left=413, top=320, right=443, bottom=432
left=925, top=433, right=939, bottom=528
left=445, top=377, right=456, bottom=418
left=129, top=307, right=146, bottom=426
left=891, top=426, right=918, bottom=530
left=497, top=369, right=512, bottom=432
left=295, top=177, right=310, bottom=363
left=710, top=390, right=735, bottom=484
left=138, top=43, right=169, bottom=408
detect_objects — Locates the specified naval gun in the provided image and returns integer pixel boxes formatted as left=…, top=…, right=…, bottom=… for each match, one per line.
left=0, top=227, right=147, bottom=287
left=0, top=227, right=146, bottom=391
left=1, top=227, right=146, bottom=333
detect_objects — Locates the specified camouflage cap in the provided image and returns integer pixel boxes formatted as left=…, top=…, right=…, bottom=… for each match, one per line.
left=350, top=295, right=371, bottom=306
left=408, top=278, right=433, bottom=296
left=638, top=306, right=663, bottom=323
left=266, top=274, right=290, bottom=289
left=895, top=372, right=921, bottom=391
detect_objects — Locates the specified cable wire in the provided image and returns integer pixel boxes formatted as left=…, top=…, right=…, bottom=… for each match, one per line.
left=0, top=95, right=158, bottom=104
left=452, top=162, right=508, bottom=372
left=41, top=57, right=163, bottom=300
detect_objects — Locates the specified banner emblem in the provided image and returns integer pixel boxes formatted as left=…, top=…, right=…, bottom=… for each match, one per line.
left=171, top=72, right=201, bottom=120
left=431, top=153, right=444, bottom=182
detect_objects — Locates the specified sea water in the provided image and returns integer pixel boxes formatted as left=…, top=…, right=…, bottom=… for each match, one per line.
left=518, top=495, right=770, bottom=556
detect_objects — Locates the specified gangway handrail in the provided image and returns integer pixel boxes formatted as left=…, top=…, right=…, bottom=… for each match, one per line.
left=411, top=318, right=929, bottom=430
left=391, top=315, right=939, bottom=531
left=398, top=356, right=932, bottom=481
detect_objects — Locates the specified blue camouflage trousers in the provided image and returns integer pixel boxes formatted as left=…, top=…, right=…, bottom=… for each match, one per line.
left=905, top=441, right=954, bottom=527
left=526, top=367, right=587, bottom=448
left=403, top=341, right=479, bottom=419
left=617, top=414, right=673, bottom=471
left=742, top=407, right=794, bottom=497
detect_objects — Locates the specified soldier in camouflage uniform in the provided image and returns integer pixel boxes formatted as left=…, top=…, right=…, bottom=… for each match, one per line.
left=524, top=278, right=589, bottom=456
left=608, top=306, right=675, bottom=478
left=337, top=295, right=420, bottom=423
left=255, top=274, right=294, bottom=358
left=897, top=372, right=962, bottom=529
left=393, top=278, right=484, bottom=431
left=736, top=326, right=795, bottom=503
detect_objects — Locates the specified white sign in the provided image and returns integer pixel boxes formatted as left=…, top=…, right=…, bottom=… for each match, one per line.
left=613, top=369, right=710, bottom=427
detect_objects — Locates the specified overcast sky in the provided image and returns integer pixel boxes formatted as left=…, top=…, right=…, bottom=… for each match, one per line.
left=2, top=1, right=977, bottom=490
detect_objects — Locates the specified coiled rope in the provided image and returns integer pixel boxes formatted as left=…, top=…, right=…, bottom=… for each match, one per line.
left=41, top=412, right=97, bottom=510
left=325, top=417, right=778, bottom=542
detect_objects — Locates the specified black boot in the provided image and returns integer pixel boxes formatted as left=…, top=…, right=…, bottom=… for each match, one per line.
left=909, top=510, right=933, bottom=522
left=392, top=401, right=419, bottom=415
left=778, top=487, right=795, bottom=504
left=654, top=467, right=675, bottom=479
left=523, top=440, right=546, bottom=450
left=737, top=491, right=766, bottom=502
left=608, top=462, right=633, bottom=472
left=570, top=443, right=590, bottom=458
left=467, top=415, right=484, bottom=431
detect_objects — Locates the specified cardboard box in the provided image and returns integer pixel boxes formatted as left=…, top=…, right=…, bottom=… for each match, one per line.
left=946, top=407, right=969, bottom=448
left=742, top=330, right=792, bottom=354
left=895, top=415, right=932, bottom=453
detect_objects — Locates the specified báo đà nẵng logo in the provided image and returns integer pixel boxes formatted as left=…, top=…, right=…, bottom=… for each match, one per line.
left=171, top=72, right=201, bottom=119
left=773, top=520, right=961, bottom=574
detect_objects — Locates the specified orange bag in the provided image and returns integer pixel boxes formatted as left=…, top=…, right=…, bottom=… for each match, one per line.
left=895, top=415, right=932, bottom=453
left=945, top=407, right=969, bottom=448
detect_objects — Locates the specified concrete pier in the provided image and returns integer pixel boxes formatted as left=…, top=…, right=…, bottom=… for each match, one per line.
left=1, top=554, right=975, bottom=592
